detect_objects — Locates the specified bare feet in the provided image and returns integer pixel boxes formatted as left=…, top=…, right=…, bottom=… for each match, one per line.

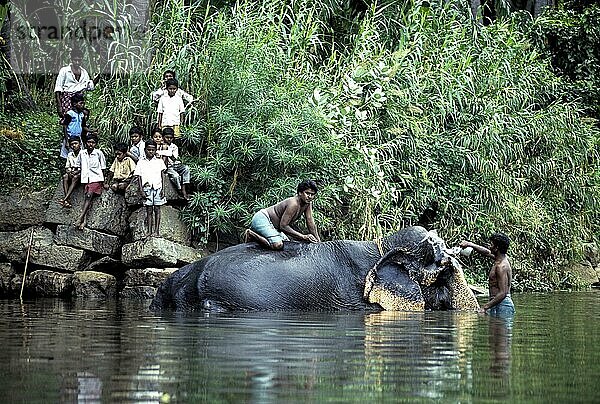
left=75, top=217, right=86, bottom=230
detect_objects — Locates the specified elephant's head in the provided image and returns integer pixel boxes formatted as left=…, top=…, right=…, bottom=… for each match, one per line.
left=364, top=227, right=479, bottom=311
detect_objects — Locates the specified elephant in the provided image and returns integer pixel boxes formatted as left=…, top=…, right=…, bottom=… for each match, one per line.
left=149, top=226, right=480, bottom=312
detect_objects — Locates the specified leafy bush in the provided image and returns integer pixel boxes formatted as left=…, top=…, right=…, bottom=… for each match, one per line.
left=0, top=110, right=63, bottom=190
left=527, top=6, right=600, bottom=122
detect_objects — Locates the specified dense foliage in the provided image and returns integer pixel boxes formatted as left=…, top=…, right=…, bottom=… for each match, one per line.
left=527, top=5, right=600, bottom=123
left=1, top=0, right=599, bottom=290
left=0, top=110, right=62, bottom=189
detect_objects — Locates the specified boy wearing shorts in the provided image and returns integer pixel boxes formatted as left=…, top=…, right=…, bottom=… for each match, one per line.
left=74, top=135, right=106, bottom=230
left=133, top=139, right=167, bottom=237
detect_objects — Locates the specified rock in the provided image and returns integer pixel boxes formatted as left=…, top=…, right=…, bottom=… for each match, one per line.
left=0, top=188, right=53, bottom=231
left=121, top=237, right=204, bottom=268
left=583, top=243, right=600, bottom=267
left=72, top=271, right=117, bottom=298
left=124, top=181, right=146, bottom=206
left=129, top=206, right=191, bottom=245
left=124, top=267, right=178, bottom=287
left=45, top=184, right=129, bottom=236
left=84, top=256, right=128, bottom=276
left=0, top=262, right=15, bottom=296
left=0, top=227, right=90, bottom=272
left=25, top=270, right=73, bottom=297
left=54, top=225, right=122, bottom=256
left=569, top=261, right=599, bottom=286
left=120, top=286, right=157, bottom=299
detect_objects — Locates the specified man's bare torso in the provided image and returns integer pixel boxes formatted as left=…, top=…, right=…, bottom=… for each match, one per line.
left=264, top=196, right=307, bottom=229
left=488, top=257, right=512, bottom=297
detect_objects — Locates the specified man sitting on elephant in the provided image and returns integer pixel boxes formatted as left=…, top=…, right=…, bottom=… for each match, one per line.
left=245, top=180, right=321, bottom=250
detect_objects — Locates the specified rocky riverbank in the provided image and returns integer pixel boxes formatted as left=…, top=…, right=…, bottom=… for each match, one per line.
left=1, top=179, right=599, bottom=300
left=0, top=176, right=210, bottom=300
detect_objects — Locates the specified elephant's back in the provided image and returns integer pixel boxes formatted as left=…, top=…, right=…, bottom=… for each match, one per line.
left=198, top=240, right=378, bottom=311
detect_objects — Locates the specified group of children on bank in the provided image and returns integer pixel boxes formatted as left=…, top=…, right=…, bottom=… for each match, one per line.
left=56, top=69, right=193, bottom=236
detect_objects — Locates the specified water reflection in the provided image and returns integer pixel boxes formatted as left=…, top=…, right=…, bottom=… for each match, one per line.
left=1, top=292, right=599, bottom=402
left=363, top=311, right=478, bottom=399
left=487, top=314, right=513, bottom=397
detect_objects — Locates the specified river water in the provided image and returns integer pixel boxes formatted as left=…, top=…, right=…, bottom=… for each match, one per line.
left=0, top=291, right=598, bottom=403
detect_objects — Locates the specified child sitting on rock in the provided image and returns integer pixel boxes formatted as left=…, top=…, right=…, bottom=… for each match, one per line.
left=59, top=137, right=82, bottom=208
left=133, top=139, right=167, bottom=237
left=104, top=142, right=136, bottom=193
left=127, top=126, right=145, bottom=163
left=161, top=127, right=191, bottom=200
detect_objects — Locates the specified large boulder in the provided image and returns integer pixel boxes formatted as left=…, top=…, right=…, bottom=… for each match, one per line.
left=72, top=271, right=117, bottom=298
left=0, top=188, right=53, bottom=231
left=129, top=206, right=191, bottom=245
left=25, top=270, right=73, bottom=297
left=45, top=184, right=129, bottom=236
left=124, top=267, right=177, bottom=287
left=0, top=226, right=90, bottom=272
left=121, top=237, right=204, bottom=268
left=54, top=225, right=122, bottom=256
left=569, top=261, right=599, bottom=286
left=120, top=286, right=157, bottom=299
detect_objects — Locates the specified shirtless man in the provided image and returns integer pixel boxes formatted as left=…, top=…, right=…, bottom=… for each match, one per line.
left=460, top=232, right=515, bottom=316
left=245, top=180, right=321, bottom=250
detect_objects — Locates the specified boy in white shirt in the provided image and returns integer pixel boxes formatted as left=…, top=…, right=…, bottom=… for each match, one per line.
left=74, top=135, right=107, bottom=230
left=59, top=137, right=82, bottom=208
left=162, top=127, right=191, bottom=200
left=157, top=78, right=185, bottom=139
left=133, top=139, right=167, bottom=237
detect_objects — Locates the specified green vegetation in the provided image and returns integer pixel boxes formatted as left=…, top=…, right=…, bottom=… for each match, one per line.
left=528, top=5, right=600, bottom=123
left=1, top=0, right=599, bottom=291
left=0, top=110, right=62, bottom=189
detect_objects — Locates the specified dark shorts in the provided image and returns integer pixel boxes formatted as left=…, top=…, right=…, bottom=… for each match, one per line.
left=84, top=182, right=103, bottom=195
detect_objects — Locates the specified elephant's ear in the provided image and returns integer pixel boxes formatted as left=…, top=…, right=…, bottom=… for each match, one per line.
left=364, top=262, right=426, bottom=311
left=445, top=257, right=480, bottom=310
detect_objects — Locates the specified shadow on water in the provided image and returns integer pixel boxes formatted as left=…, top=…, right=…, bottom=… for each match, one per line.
left=0, top=291, right=599, bottom=402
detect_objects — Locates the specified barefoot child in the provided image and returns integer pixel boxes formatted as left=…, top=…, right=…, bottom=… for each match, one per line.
left=162, top=127, right=191, bottom=200
left=132, top=139, right=167, bottom=237
left=59, top=137, right=82, bottom=208
left=104, top=143, right=136, bottom=193
left=74, top=135, right=106, bottom=230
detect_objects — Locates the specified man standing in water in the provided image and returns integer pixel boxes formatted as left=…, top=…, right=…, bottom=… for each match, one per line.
left=460, top=232, right=515, bottom=316
left=245, top=180, right=321, bottom=250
